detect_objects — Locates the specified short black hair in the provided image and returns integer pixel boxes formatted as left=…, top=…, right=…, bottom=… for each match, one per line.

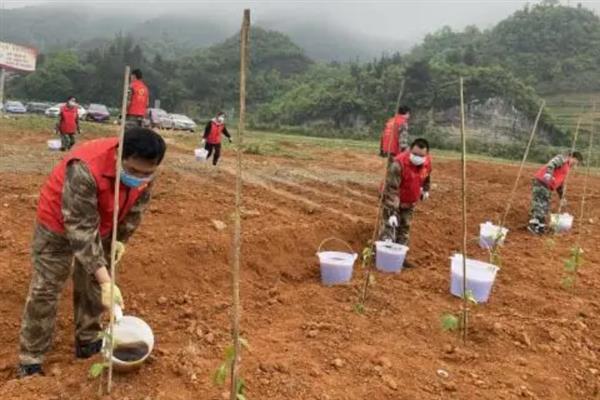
left=66, top=96, right=76, bottom=102
left=216, top=111, right=225, bottom=116
left=410, top=138, right=430, bottom=152
left=131, top=69, right=143, bottom=79
left=570, top=151, right=583, bottom=163
left=398, top=105, right=411, bottom=115
left=123, top=128, right=166, bottom=165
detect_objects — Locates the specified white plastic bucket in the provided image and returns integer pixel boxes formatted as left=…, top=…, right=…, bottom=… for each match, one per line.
left=316, top=238, right=357, bottom=285
left=194, top=148, right=208, bottom=161
left=375, top=241, right=409, bottom=273
left=110, top=311, right=154, bottom=371
left=450, top=254, right=499, bottom=303
left=47, top=139, right=61, bottom=150
left=479, top=222, right=508, bottom=249
left=550, top=213, right=573, bottom=233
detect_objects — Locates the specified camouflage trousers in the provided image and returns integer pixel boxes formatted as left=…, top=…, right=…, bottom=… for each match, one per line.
left=60, top=134, right=75, bottom=151
left=19, top=224, right=107, bottom=365
left=379, top=205, right=414, bottom=245
left=529, top=180, right=551, bottom=224
left=125, top=115, right=144, bottom=131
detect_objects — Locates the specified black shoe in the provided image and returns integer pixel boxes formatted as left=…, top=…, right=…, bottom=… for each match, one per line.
left=75, top=339, right=103, bottom=359
left=17, top=363, right=43, bottom=378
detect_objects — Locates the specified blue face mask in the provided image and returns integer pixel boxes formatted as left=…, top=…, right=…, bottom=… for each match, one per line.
left=120, top=171, right=152, bottom=188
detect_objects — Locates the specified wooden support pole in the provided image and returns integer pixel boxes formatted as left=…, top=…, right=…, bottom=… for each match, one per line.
left=556, top=116, right=582, bottom=216
left=499, top=101, right=545, bottom=228
left=459, top=77, right=468, bottom=342
left=106, top=65, right=130, bottom=394
left=230, top=9, right=250, bottom=400
left=577, top=103, right=595, bottom=243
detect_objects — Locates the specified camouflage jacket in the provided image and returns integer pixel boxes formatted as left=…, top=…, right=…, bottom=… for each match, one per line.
left=383, top=160, right=431, bottom=210
left=61, top=161, right=151, bottom=274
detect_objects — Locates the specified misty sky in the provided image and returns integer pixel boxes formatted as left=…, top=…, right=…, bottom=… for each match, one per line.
left=2, top=0, right=600, bottom=44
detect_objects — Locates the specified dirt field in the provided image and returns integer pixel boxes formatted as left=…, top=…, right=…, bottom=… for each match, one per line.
left=1, top=118, right=599, bottom=400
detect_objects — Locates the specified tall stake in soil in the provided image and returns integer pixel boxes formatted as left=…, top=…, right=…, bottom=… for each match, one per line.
left=230, top=9, right=250, bottom=400
left=459, top=77, right=469, bottom=342
left=499, top=101, right=545, bottom=229
left=359, top=79, right=405, bottom=306
left=556, top=116, right=582, bottom=216
left=106, top=65, right=130, bottom=394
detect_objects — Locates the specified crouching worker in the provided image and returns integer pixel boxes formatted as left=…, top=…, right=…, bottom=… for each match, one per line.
left=379, top=138, right=432, bottom=268
left=528, top=151, right=583, bottom=234
left=202, top=111, right=232, bottom=166
left=18, top=128, right=166, bottom=377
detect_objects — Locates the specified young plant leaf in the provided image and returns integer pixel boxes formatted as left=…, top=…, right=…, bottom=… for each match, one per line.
left=213, top=362, right=228, bottom=386
left=237, top=395, right=247, bottom=400
left=239, top=337, right=250, bottom=351
left=441, top=313, right=459, bottom=332
left=89, top=362, right=105, bottom=379
left=561, top=276, right=575, bottom=289
left=564, top=259, right=577, bottom=272
left=353, top=303, right=365, bottom=315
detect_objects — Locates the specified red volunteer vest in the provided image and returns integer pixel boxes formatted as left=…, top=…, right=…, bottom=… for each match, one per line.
left=127, top=79, right=149, bottom=117
left=534, top=159, right=572, bottom=191
left=37, top=138, right=144, bottom=237
left=395, top=151, right=432, bottom=205
left=59, top=105, right=78, bottom=134
left=207, top=120, right=225, bottom=144
left=380, top=114, right=408, bottom=155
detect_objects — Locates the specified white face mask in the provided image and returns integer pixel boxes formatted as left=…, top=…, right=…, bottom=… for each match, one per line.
left=217, top=116, right=225, bottom=123
left=410, top=153, right=426, bottom=166
left=68, top=100, right=76, bottom=107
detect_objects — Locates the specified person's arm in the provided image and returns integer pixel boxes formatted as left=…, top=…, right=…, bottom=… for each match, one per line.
left=557, top=185, right=565, bottom=199
left=126, top=86, right=133, bottom=109
left=222, top=126, right=232, bottom=141
left=203, top=121, right=211, bottom=139
left=76, top=114, right=81, bottom=134
left=398, top=123, right=408, bottom=151
left=546, top=154, right=566, bottom=174
left=422, top=174, right=431, bottom=193
left=383, top=161, right=402, bottom=210
left=117, top=187, right=152, bottom=243
left=61, top=161, right=109, bottom=280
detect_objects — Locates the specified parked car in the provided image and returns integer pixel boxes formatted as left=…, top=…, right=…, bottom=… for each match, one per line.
left=169, top=114, right=197, bottom=132
left=148, top=108, right=173, bottom=130
left=86, top=103, right=111, bottom=123
left=4, top=101, right=27, bottom=114
left=26, top=102, right=52, bottom=114
left=45, top=103, right=87, bottom=119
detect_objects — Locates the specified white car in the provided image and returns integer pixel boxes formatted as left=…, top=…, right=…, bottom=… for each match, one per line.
left=169, top=114, right=197, bottom=132
left=45, top=103, right=87, bottom=119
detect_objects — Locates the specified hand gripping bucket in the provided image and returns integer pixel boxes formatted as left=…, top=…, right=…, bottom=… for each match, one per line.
left=107, top=305, right=155, bottom=372
left=194, top=148, right=208, bottom=161
left=316, top=237, right=357, bottom=285
left=450, top=254, right=499, bottom=303
left=47, top=139, right=62, bottom=151
left=550, top=213, right=573, bottom=233
left=479, top=221, right=508, bottom=249
left=375, top=241, right=409, bottom=273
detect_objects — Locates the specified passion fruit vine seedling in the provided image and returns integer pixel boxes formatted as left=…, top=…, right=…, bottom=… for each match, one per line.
left=354, top=243, right=376, bottom=314
left=440, top=290, right=478, bottom=333
left=561, top=246, right=584, bottom=289
left=89, top=331, right=113, bottom=379
left=214, top=338, right=250, bottom=400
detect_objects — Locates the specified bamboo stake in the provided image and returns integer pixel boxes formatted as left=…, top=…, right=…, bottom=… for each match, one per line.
left=230, top=10, right=249, bottom=400
left=499, top=101, right=545, bottom=228
left=359, top=78, right=405, bottom=306
left=556, top=116, right=582, bottom=216
left=459, top=77, right=468, bottom=342
left=106, top=65, right=130, bottom=394
left=577, top=103, right=595, bottom=244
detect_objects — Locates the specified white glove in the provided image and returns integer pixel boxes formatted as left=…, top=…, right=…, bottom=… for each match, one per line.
left=559, top=198, right=567, bottom=208
left=543, top=173, right=553, bottom=183
left=200, top=139, right=206, bottom=146
left=421, top=191, right=430, bottom=201
left=388, top=215, right=398, bottom=228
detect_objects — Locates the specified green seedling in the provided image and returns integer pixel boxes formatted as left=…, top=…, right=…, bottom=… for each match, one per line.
left=544, top=238, right=556, bottom=250
left=441, top=313, right=460, bottom=332
left=353, top=303, right=365, bottom=315
left=89, top=331, right=113, bottom=379
left=213, top=338, right=250, bottom=400
left=561, top=246, right=584, bottom=289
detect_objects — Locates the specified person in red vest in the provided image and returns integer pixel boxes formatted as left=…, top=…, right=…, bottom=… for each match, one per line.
left=201, top=111, right=232, bottom=166
left=379, top=138, right=432, bottom=268
left=125, top=69, right=150, bottom=129
left=56, top=96, right=80, bottom=151
left=380, top=105, right=411, bottom=158
left=18, top=128, right=167, bottom=377
left=528, top=151, right=583, bottom=234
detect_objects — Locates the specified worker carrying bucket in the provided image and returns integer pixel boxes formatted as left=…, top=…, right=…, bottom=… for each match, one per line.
left=17, top=128, right=167, bottom=378
left=201, top=111, right=232, bottom=166
left=379, top=138, right=432, bottom=268
left=528, top=151, right=583, bottom=235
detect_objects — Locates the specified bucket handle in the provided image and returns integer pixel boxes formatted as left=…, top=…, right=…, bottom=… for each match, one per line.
left=317, top=237, right=355, bottom=255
